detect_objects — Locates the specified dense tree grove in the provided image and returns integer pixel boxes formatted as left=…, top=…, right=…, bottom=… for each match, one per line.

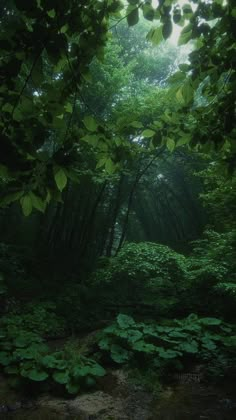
left=0, top=0, right=236, bottom=417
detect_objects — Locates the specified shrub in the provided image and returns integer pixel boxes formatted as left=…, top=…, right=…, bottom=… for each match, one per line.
left=90, top=242, right=187, bottom=317
left=97, top=313, right=236, bottom=379
left=0, top=302, right=66, bottom=337
left=0, top=327, right=106, bottom=395
left=184, top=230, right=236, bottom=319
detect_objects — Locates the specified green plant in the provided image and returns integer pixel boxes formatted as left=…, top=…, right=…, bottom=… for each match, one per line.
left=0, top=326, right=106, bottom=395
left=90, top=242, right=187, bottom=318
left=98, top=313, right=236, bottom=380
left=184, top=230, right=236, bottom=319
left=0, top=302, right=66, bottom=337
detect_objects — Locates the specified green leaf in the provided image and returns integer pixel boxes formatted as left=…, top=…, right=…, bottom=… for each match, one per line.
left=178, top=24, right=192, bottom=46
left=22, top=368, right=49, bottom=381
left=41, top=355, right=58, bottom=368
left=142, top=3, right=154, bottom=21
left=83, top=116, right=98, bottom=132
left=29, top=192, right=46, bottom=213
left=176, top=88, right=184, bottom=104
left=66, top=382, right=80, bottom=394
left=47, top=9, right=56, bottom=18
left=98, top=337, right=111, bottom=350
left=181, top=81, right=194, bottom=105
left=132, top=341, right=156, bottom=353
left=130, top=121, right=143, bottom=129
left=157, top=348, right=181, bottom=359
left=201, top=340, right=217, bottom=351
left=81, top=134, right=99, bottom=147
left=2, top=103, right=13, bottom=113
left=166, top=138, right=175, bottom=152
left=146, top=26, right=163, bottom=46
left=53, top=371, right=69, bottom=384
left=89, top=364, right=106, bottom=377
left=127, top=330, right=143, bottom=343
left=110, top=344, right=131, bottom=363
left=199, top=318, right=222, bottom=326
left=20, top=195, right=33, bottom=217
left=127, top=6, right=139, bottom=26
left=105, top=158, right=115, bottom=174
left=178, top=341, right=198, bottom=354
left=54, top=167, right=68, bottom=192
left=117, top=314, right=135, bottom=329
left=168, top=71, right=186, bottom=83
left=64, top=103, right=73, bottom=113
left=96, top=158, right=107, bottom=169
left=162, top=20, right=173, bottom=40
left=142, top=129, right=156, bottom=138
left=73, top=366, right=91, bottom=377
left=176, top=135, right=191, bottom=147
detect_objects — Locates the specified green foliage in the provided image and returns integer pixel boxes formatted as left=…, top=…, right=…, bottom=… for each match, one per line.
left=184, top=230, right=236, bottom=320
left=0, top=326, right=105, bottom=395
left=98, top=313, right=236, bottom=379
left=90, top=242, right=187, bottom=317
left=196, top=162, right=236, bottom=231
left=0, top=302, right=66, bottom=337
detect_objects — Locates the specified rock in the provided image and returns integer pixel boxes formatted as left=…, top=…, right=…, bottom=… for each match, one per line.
left=21, top=399, right=35, bottom=409
left=37, top=396, right=70, bottom=418
left=7, top=401, right=22, bottom=411
left=0, top=405, right=8, bottom=413
left=68, top=391, right=124, bottom=419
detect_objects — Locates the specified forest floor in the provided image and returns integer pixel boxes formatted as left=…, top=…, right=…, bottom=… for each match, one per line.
left=1, top=367, right=236, bottom=419
left=1, top=331, right=236, bottom=419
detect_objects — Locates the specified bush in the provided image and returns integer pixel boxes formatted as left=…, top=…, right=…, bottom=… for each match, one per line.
left=97, top=313, right=236, bottom=380
left=0, top=327, right=105, bottom=395
left=184, top=230, right=236, bottom=320
left=0, top=302, right=66, bottom=337
left=90, top=242, right=187, bottom=318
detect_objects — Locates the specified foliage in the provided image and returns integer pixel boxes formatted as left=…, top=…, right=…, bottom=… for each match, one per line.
left=0, top=327, right=105, bottom=395
left=184, top=230, right=236, bottom=320
left=1, top=0, right=235, bottom=214
left=0, top=302, right=66, bottom=337
left=90, top=242, right=187, bottom=317
left=98, top=313, right=236, bottom=379
left=196, top=161, right=236, bottom=231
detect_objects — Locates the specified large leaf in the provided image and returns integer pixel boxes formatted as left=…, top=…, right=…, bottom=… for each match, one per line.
left=178, top=340, right=198, bottom=354
left=127, top=6, right=139, bottom=26
left=29, top=192, right=46, bottom=213
left=53, top=370, right=70, bottom=384
left=110, top=344, right=131, bottom=363
left=178, top=24, right=192, bottom=46
left=199, top=317, right=222, bottom=326
left=20, top=195, right=33, bottom=217
left=132, top=340, right=156, bottom=353
left=166, top=138, right=175, bottom=152
left=54, top=167, right=67, bottom=192
left=146, top=26, right=163, bottom=45
left=83, top=116, right=98, bottom=132
left=127, top=329, right=143, bottom=343
left=22, top=368, right=49, bottom=381
left=162, top=20, right=173, bottom=40
left=142, top=129, right=156, bottom=138
left=117, top=314, right=135, bottom=329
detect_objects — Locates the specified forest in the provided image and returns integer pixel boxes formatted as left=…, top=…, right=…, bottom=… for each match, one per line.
left=0, top=0, right=236, bottom=419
